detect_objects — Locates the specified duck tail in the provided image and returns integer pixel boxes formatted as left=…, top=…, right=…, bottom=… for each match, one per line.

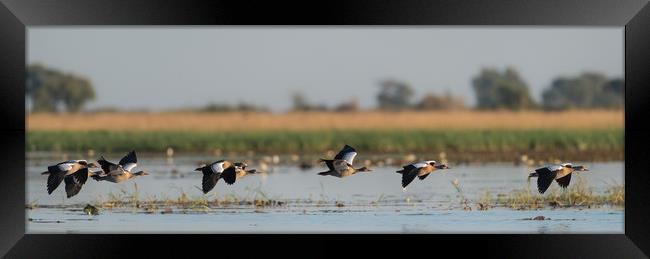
left=318, top=171, right=329, bottom=176
left=528, top=172, right=538, bottom=178
left=41, top=171, right=50, bottom=175
left=396, top=169, right=404, bottom=174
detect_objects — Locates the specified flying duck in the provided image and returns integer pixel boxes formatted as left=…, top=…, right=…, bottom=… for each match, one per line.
left=43, top=160, right=98, bottom=196
left=61, top=168, right=99, bottom=198
left=194, top=160, right=234, bottom=193
left=318, top=145, right=372, bottom=178
left=92, top=150, right=149, bottom=183
left=397, top=160, right=450, bottom=189
left=528, top=163, right=589, bottom=194
left=221, top=162, right=260, bottom=185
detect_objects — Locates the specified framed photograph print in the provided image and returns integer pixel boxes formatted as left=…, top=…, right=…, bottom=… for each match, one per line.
left=1, top=0, right=649, bottom=257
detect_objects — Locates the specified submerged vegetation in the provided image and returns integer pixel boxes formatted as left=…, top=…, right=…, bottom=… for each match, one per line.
left=472, top=176, right=624, bottom=210
left=87, top=183, right=287, bottom=214
left=28, top=177, right=624, bottom=214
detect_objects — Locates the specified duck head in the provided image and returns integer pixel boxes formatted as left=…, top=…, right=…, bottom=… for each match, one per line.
left=134, top=171, right=150, bottom=176
left=435, top=164, right=451, bottom=170
left=77, top=160, right=98, bottom=168
left=562, top=163, right=588, bottom=172
left=234, top=162, right=248, bottom=170
left=571, top=165, right=589, bottom=171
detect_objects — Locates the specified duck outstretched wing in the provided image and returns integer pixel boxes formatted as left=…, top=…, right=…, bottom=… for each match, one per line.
left=534, top=167, right=558, bottom=194
left=97, top=156, right=118, bottom=174
left=202, top=171, right=221, bottom=193
left=402, top=170, right=418, bottom=188
left=555, top=173, right=572, bottom=189
left=221, top=166, right=237, bottom=185
left=119, top=150, right=138, bottom=172
left=334, top=145, right=358, bottom=165
left=64, top=168, right=89, bottom=198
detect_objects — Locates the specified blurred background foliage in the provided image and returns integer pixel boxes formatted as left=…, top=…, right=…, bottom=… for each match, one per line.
left=472, top=67, right=536, bottom=110
left=542, top=73, right=623, bottom=110
left=27, top=64, right=96, bottom=113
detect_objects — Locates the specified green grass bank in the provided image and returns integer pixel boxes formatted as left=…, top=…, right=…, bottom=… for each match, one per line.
left=27, top=129, right=623, bottom=161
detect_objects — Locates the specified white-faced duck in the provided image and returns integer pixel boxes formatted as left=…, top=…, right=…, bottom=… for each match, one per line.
left=42, top=160, right=98, bottom=197
left=528, top=163, right=589, bottom=194
left=92, top=150, right=150, bottom=183
left=221, top=162, right=261, bottom=185
left=397, top=160, right=450, bottom=190
left=195, top=160, right=257, bottom=193
left=318, top=145, right=372, bottom=178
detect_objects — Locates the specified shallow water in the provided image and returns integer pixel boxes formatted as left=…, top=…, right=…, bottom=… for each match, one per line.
left=26, top=154, right=624, bottom=233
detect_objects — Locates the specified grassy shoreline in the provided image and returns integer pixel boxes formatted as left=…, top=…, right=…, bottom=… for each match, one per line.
left=27, top=129, right=623, bottom=162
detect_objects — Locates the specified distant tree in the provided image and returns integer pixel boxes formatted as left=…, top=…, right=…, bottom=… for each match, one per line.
left=200, top=102, right=269, bottom=113
left=201, top=103, right=234, bottom=112
left=26, top=64, right=96, bottom=112
left=236, top=102, right=270, bottom=112
left=604, top=78, right=624, bottom=94
left=377, top=79, right=414, bottom=110
left=542, top=72, right=623, bottom=110
left=471, top=67, right=536, bottom=110
left=291, top=92, right=310, bottom=111
left=60, top=74, right=95, bottom=112
left=291, top=92, right=327, bottom=111
left=596, top=78, right=624, bottom=108
left=416, top=91, right=466, bottom=110
left=334, top=98, right=360, bottom=112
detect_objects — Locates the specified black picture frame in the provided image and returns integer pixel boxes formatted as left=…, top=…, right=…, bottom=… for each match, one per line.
left=1, top=0, right=649, bottom=257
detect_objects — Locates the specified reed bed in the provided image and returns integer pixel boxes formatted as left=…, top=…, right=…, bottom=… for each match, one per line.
left=27, top=129, right=623, bottom=158
left=89, top=183, right=287, bottom=214
left=472, top=176, right=625, bottom=210
left=27, top=176, right=624, bottom=215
